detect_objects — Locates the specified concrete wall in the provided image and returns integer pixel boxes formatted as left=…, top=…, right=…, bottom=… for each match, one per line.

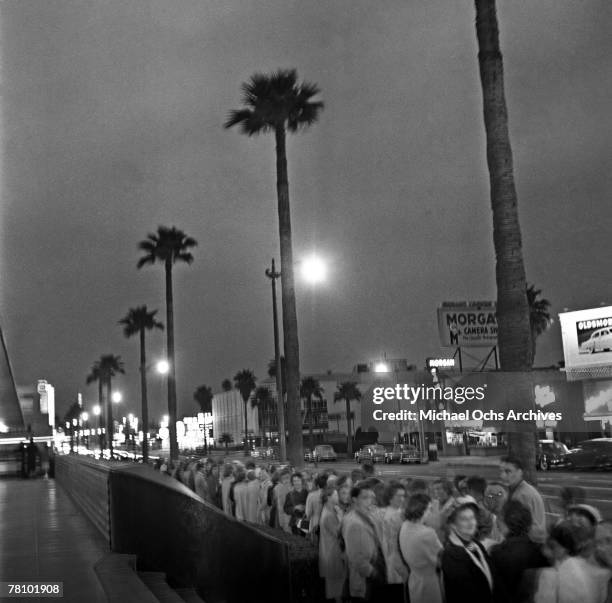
left=55, top=456, right=316, bottom=603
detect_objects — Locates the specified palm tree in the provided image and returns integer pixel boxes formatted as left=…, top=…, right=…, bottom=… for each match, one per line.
left=334, top=382, right=361, bottom=456
left=225, top=69, right=324, bottom=466
left=300, top=377, right=324, bottom=452
left=475, top=0, right=535, bottom=481
left=219, top=432, right=233, bottom=450
left=137, top=226, right=197, bottom=462
left=221, top=379, right=232, bottom=392
left=119, top=306, right=163, bottom=464
left=86, top=363, right=104, bottom=449
left=527, top=284, right=552, bottom=364
left=254, top=385, right=273, bottom=442
left=234, top=369, right=257, bottom=452
left=89, top=355, right=124, bottom=458
left=193, top=385, right=213, bottom=414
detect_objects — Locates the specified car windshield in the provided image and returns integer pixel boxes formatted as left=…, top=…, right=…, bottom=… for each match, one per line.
left=542, top=442, right=569, bottom=454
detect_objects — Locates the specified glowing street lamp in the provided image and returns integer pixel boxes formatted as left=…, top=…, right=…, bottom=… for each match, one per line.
left=111, top=391, right=122, bottom=404
left=300, top=254, right=327, bottom=285
left=155, top=360, right=170, bottom=375
left=374, top=362, right=390, bottom=373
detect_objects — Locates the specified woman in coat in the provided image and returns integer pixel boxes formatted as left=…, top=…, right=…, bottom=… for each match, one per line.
left=441, top=501, right=495, bottom=603
left=381, top=481, right=409, bottom=602
left=399, top=492, right=443, bottom=603
left=341, top=483, right=386, bottom=602
left=319, top=485, right=346, bottom=603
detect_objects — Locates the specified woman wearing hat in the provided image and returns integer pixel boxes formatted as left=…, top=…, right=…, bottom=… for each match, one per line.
left=441, top=500, right=496, bottom=603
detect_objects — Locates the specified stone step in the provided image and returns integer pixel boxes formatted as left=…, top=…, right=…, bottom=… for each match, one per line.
left=138, top=572, right=187, bottom=603
left=94, top=553, right=158, bottom=603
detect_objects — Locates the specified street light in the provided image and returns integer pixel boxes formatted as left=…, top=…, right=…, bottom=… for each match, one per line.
left=155, top=360, right=170, bottom=375
left=92, top=405, right=102, bottom=453
left=112, top=391, right=123, bottom=403
left=300, top=254, right=327, bottom=285
left=265, top=258, right=287, bottom=462
left=80, top=412, right=89, bottom=449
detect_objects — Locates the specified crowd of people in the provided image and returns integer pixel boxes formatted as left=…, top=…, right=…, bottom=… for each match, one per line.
left=156, top=455, right=612, bottom=603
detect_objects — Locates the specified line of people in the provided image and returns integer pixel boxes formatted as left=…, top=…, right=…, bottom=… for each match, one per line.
left=158, top=455, right=612, bottom=603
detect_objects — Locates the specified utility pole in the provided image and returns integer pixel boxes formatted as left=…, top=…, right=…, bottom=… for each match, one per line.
left=266, top=259, right=287, bottom=462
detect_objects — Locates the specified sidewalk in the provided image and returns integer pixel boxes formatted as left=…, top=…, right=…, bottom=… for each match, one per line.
left=0, top=477, right=108, bottom=602
left=440, top=454, right=502, bottom=466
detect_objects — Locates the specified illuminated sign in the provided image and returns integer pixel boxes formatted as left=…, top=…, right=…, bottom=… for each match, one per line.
left=437, top=302, right=497, bottom=347
left=560, top=307, right=612, bottom=380
left=426, top=358, right=455, bottom=369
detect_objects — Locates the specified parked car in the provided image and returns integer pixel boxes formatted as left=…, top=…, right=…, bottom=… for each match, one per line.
left=536, top=439, right=570, bottom=471
left=399, top=445, right=421, bottom=464
left=355, top=444, right=386, bottom=464
left=565, top=438, right=612, bottom=470
left=579, top=328, right=612, bottom=354
left=384, top=445, right=403, bottom=464
left=251, top=446, right=278, bottom=460
left=383, top=444, right=420, bottom=464
left=312, top=444, right=337, bottom=462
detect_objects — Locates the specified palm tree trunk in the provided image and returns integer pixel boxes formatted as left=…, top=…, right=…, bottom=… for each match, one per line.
left=106, top=376, right=114, bottom=459
left=165, top=258, right=179, bottom=462
left=275, top=124, right=302, bottom=466
left=98, top=379, right=104, bottom=451
left=345, top=398, right=353, bottom=455
left=244, top=400, right=249, bottom=452
left=139, top=328, right=149, bottom=464
left=475, top=0, right=535, bottom=483
left=308, top=395, right=314, bottom=451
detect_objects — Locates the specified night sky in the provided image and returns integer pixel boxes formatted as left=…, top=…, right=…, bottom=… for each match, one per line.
left=1, top=1, right=611, bottom=421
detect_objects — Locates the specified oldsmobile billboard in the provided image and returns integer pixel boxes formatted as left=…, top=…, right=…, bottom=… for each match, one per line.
left=437, top=302, right=498, bottom=347
left=559, top=306, right=612, bottom=379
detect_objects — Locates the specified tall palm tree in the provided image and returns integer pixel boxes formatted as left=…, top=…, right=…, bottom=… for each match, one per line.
left=119, top=306, right=163, bottom=464
left=300, top=377, right=324, bottom=451
left=234, top=369, right=257, bottom=452
left=475, top=0, right=535, bottom=481
left=86, top=363, right=104, bottom=449
left=137, top=226, right=197, bottom=462
left=89, top=355, right=124, bottom=458
left=527, top=284, right=552, bottom=364
left=334, top=382, right=361, bottom=456
left=221, top=379, right=232, bottom=392
left=225, top=69, right=324, bottom=466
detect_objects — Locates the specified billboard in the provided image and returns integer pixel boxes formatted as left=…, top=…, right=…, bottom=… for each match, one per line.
left=437, top=302, right=497, bottom=347
left=559, top=307, right=612, bottom=380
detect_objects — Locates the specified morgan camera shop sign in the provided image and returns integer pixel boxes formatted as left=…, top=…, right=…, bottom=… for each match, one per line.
left=437, top=302, right=498, bottom=348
